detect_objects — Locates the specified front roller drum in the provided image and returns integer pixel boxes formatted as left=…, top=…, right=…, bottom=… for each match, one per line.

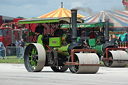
left=103, top=51, right=128, bottom=67
left=69, top=53, right=100, bottom=74
left=24, top=43, right=46, bottom=72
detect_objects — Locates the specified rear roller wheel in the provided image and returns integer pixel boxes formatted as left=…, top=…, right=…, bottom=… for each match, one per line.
left=48, top=48, right=68, bottom=72
left=51, top=66, right=68, bottom=72
left=68, top=55, right=79, bottom=73
left=103, top=60, right=113, bottom=67
left=69, top=53, right=100, bottom=74
left=103, top=51, right=128, bottom=67
left=103, top=52, right=113, bottom=67
left=24, top=43, right=46, bottom=72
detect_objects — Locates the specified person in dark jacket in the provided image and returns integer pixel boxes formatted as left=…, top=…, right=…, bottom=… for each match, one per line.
left=35, top=23, right=46, bottom=41
left=35, top=23, right=46, bottom=35
left=15, top=39, right=21, bottom=58
left=20, top=39, right=25, bottom=59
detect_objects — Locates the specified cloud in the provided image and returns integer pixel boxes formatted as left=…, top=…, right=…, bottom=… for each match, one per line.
left=0, top=0, right=48, bottom=6
left=0, top=0, right=124, bottom=18
left=70, top=0, right=123, bottom=15
left=0, top=0, right=58, bottom=18
left=71, top=2, right=84, bottom=8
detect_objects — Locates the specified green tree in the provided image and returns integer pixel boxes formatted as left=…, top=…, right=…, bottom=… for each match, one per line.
left=16, top=16, right=24, bottom=19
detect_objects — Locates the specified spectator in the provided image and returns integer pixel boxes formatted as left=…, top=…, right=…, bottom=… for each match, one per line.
left=77, top=28, right=81, bottom=37
left=22, top=30, right=27, bottom=42
left=0, top=41, right=5, bottom=59
left=20, top=39, right=25, bottom=59
left=81, top=31, right=85, bottom=37
left=15, top=39, right=21, bottom=58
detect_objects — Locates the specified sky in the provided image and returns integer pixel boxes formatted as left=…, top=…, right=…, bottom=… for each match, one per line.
left=0, top=0, right=124, bottom=18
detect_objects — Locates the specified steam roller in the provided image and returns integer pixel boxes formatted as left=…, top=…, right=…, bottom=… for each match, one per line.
left=103, top=49, right=128, bottom=67
left=23, top=9, right=100, bottom=74
left=83, top=16, right=128, bottom=67
left=68, top=52, right=100, bottom=74
left=101, top=18, right=128, bottom=67
left=24, top=43, right=100, bottom=73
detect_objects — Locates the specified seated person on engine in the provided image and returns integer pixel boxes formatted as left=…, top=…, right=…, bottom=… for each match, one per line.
left=35, top=23, right=46, bottom=36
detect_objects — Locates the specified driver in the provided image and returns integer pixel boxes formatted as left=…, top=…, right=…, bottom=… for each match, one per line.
left=35, top=23, right=46, bottom=35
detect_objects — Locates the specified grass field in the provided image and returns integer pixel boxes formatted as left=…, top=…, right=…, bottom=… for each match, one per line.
left=0, top=56, right=24, bottom=64
left=0, top=55, right=128, bottom=67
left=0, top=56, right=104, bottom=66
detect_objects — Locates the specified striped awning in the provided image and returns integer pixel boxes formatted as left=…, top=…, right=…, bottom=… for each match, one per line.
left=38, top=8, right=85, bottom=18
left=83, top=11, right=128, bottom=28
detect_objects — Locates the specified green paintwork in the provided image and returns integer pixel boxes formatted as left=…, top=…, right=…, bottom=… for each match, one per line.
left=37, top=35, right=43, bottom=44
left=54, top=44, right=70, bottom=56
left=49, top=37, right=61, bottom=47
left=60, top=23, right=95, bottom=28
left=88, top=38, right=103, bottom=54
left=37, top=35, right=45, bottom=49
left=60, top=22, right=114, bottom=28
left=77, top=37, right=80, bottom=42
left=92, top=44, right=103, bottom=54
left=18, top=19, right=59, bottom=24
left=97, top=36, right=101, bottom=40
left=29, top=47, right=38, bottom=69
left=61, top=34, right=66, bottom=42
left=96, top=22, right=113, bottom=27
left=61, top=34, right=67, bottom=44
left=25, top=43, right=29, bottom=46
left=89, top=39, right=96, bottom=47
left=57, top=44, right=69, bottom=51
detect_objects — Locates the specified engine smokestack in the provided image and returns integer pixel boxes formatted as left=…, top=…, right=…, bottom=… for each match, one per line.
left=105, top=17, right=110, bottom=43
left=71, top=9, right=77, bottom=44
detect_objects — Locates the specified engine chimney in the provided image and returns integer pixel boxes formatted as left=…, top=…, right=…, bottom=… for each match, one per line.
left=61, top=2, right=63, bottom=8
left=105, top=18, right=110, bottom=43
left=71, top=9, right=77, bottom=44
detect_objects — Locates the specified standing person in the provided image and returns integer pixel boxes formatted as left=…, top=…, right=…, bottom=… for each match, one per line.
left=15, top=39, right=21, bottom=58
left=81, top=31, right=85, bottom=37
left=0, top=41, right=5, bottom=59
left=20, top=39, right=25, bottom=59
left=77, top=28, right=81, bottom=37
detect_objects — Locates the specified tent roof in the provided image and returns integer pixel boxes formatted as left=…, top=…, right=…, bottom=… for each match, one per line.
left=18, top=18, right=62, bottom=24
left=83, top=11, right=128, bottom=28
left=38, top=8, right=85, bottom=18
left=18, top=17, right=84, bottom=24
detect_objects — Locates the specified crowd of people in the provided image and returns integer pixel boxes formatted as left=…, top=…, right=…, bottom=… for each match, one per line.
left=0, top=38, right=25, bottom=59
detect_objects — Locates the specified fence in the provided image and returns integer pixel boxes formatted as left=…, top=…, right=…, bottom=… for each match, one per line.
left=6, top=46, right=25, bottom=57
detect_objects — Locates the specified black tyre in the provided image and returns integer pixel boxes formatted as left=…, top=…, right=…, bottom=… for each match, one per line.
left=24, top=43, right=46, bottom=72
left=68, top=55, right=79, bottom=73
left=51, top=66, right=68, bottom=72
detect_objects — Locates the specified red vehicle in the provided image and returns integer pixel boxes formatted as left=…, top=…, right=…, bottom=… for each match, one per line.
left=0, top=26, right=28, bottom=55
left=0, top=27, right=19, bottom=47
left=0, top=19, right=38, bottom=55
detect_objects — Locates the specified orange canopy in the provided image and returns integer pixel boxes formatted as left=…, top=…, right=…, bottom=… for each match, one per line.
left=38, top=8, right=85, bottom=18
